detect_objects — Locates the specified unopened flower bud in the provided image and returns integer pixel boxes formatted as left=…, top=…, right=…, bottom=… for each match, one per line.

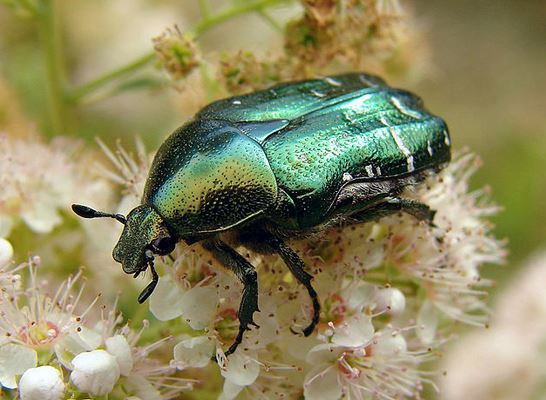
left=19, top=366, right=65, bottom=400
left=70, top=349, right=120, bottom=396
left=376, top=287, right=406, bottom=316
left=153, top=26, right=199, bottom=81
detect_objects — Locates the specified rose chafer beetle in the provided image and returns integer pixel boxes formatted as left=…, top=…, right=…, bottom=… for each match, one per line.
left=73, top=73, right=451, bottom=356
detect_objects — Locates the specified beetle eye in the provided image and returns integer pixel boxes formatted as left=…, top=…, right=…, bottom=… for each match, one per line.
left=151, top=236, right=176, bottom=255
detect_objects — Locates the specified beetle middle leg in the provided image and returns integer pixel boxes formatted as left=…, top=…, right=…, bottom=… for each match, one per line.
left=261, top=233, right=320, bottom=337
left=202, top=239, right=260, bottom=357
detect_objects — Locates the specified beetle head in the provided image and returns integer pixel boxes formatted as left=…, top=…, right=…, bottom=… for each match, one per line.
left=112, top=205, right=174, bottom=273
left=71, top=203, right=176, bottom=303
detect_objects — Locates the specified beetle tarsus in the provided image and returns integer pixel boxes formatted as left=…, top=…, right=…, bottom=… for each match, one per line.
left=202, top=239, right=260, bottom=358
left=225, top=328, right=246, bottom=357
left=137, top=260, right=159, bottom=304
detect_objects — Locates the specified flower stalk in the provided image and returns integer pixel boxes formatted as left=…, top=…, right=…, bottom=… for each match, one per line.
left=37, top=0, right=68, bottom=135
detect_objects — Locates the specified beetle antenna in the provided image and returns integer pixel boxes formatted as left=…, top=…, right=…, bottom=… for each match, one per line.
left=72, top=204, right=126, bottom=225
left=137, top=260, right=159, bottom=304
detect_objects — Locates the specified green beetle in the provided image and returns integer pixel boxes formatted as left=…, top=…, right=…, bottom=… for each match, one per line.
left=73, top=72, right=450, bottom=356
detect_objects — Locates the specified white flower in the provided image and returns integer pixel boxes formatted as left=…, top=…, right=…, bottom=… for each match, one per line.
left=96, top=138, right=150, bottom=211
left=304, top=326, right=433, bottom=400
left=219, top=379, right=246, bottom=400
left=18, top=366, right=65, bottom=400
left=149, top=274, right=188, bottom=321
left=0, top=344, right=37, bottom=389
left=0, top=258, right=102, bottom=367
left=124, top=376, right=163, bottom=400
left=304, top=364, right=343, bottom=400
left=149, top=250, right=219, bottom=329
left=113, top=320, right=194, bottom=398
left=173, top=336, right=215, bottom=369
left=70, top=349, right=120, bottom=396
left=413, top=152, right=505, bottom=325
left=179, top=286, right=218, bottom=329
left=221, top=352, right=260, bottom=386
left=330, top=315, right=375, bottom=347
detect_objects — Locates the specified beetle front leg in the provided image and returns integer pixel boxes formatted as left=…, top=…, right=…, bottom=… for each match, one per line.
left=263, top=235, right=320, bottom=337
left=202, top=239, right=260, bottom=357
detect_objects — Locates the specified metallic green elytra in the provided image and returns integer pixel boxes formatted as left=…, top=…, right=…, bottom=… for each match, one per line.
left=72, top=72, right=451, bottom=357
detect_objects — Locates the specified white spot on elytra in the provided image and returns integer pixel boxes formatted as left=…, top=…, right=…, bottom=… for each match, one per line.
left=443, top=130, right=451, bottom=145
left=310, top=89, right=326, bottom=98
left=232, top=100, right=241, bottom=105
left=343, top=111, right=357, bottom=125
left=342, top=172, right=353, bottom=181
left=376, top=166, right=382, bottom=176
left=359, top=74, right=379, bottom=87
left=324, top=77, right=342, bottom=87
left=427, top=140, right=434, bottom=156
left=390, top=96, right=422, bottom=119
left=365, top=165, right=375, bottom=177
left=381, top=115, right=415, bottom=172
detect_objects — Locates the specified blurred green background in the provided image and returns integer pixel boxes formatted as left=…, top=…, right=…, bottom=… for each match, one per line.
left=412, top=0, right=546, bottom=291
left=0, top=0, right=545, bottom=293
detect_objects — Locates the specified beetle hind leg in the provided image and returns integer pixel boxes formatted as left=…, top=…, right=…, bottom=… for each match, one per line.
left=350, top=197, right=436, bottom=226
left=202, top=239, right=260, bottom=358
left=264, top=235, right=320, bottom=337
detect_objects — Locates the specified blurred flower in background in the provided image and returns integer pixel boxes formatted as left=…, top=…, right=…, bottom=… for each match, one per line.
left=442, top=252, right=546, bottom=400
left=0, top=0, right=544, bottom=398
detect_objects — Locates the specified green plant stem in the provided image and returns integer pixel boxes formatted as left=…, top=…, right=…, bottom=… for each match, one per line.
left=68, top=53, right=155, bottom=102
left=198, top=0, right=210, bottom=18
left=258, top=9, right=283, bottom=32
left=192, top=0, right=288, bottom=36
left=68, top=0, right=290, bottom=102
left=37, top=0, right=67, bottom=134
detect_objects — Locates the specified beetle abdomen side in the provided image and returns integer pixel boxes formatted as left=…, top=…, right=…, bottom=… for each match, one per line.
left=143, top=120, right=278, bottom=236
left=263, top=89, right=450, bottom=228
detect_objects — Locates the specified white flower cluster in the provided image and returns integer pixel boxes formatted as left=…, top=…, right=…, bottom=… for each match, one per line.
left=0, top=135, right=504, bottom=399
left=141, top=152, right=504, bottom=399
left=0, top=241, right=191, bottom=399
left=0, top=135, right=109, bottom=236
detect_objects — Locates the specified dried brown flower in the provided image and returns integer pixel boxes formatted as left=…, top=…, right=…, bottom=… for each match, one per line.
left=217, top=0, right=429, bottom=96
